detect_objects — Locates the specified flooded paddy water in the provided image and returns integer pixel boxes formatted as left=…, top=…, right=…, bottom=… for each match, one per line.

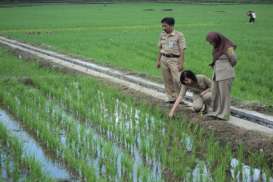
left=28, top=77, right=273, bottom=181
left=43, top=92, right=163, bottom=182
left=0, top=82, right=272, bottom=181
left=0, top=109, right=72, bottom=181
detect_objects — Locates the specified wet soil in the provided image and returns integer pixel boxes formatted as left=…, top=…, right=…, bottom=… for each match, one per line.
left=231, top=99, right=273, bottom=116
left=117, top=85, right=273, bottom=172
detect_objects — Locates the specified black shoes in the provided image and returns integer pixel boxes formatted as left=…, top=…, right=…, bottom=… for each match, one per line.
left=165, top=100, right=176, bottom=104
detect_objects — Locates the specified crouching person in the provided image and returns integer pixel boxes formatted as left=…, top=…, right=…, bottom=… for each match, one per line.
left=168, top=70, right=212, bottom=118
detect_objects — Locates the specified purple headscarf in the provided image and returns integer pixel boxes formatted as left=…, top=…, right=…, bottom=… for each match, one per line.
left=206, top=32, right=237, bottom=65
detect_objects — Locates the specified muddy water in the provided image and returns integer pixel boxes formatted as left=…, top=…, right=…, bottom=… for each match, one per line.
left=0, top=108, right=71, bottom=181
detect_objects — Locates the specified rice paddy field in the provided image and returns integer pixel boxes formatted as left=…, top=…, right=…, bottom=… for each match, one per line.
left=0, top=45, right=272, bottom=181
left=0, top=3, right=272, bottom=106
left=0, top=2, right=273, bottom=181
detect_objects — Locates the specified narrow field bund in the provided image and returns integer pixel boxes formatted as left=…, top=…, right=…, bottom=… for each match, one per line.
left=0, top=48, right=272, bottom=181
left=0, top=35, right=272, bottom=131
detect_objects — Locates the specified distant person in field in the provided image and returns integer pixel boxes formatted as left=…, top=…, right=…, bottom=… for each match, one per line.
left=156, top=17, right=186, bottom=103
left=247, top=10, right=256, bottom=23
left=205, top=32, right=237, bottom=121
left=168, top=70, right=212, bottom=118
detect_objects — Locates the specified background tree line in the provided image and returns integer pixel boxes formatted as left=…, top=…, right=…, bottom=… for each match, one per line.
left=0, top=0, right=272, bottom=4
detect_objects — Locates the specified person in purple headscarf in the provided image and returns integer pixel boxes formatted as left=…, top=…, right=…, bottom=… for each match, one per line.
left=205, top=32, right=237, bottom=120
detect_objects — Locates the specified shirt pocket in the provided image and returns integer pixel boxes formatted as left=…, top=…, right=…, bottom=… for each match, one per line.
left=160, top=39, right=167, bottom=49
left=168, top=40, right=177, bottom=48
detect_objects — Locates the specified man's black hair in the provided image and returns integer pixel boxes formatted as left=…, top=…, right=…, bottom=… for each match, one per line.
left=161, top=17, right=175, bottom=26
left=180, top=70, right=198, bottom=85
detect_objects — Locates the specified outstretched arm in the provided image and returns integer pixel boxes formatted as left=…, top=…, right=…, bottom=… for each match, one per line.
left=168, top=85, right=186, bottom=118
left=168, top=95, right=182, bottom=118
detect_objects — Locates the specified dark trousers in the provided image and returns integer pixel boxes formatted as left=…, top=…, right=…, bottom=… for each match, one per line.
left=249, top=17, right=255, bottom=23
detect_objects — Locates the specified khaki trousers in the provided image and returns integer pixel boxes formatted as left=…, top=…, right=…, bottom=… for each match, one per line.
left=210, top=79, right=233, bottom=120
left=192, top=92, right=212, bottom=112
left=160, top=56, right=181, bottom=100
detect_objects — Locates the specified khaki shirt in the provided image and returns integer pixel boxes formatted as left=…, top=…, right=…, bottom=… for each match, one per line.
left=158, top=30, right=186, bottom=55
left=179, top=75, right=212, bottom=98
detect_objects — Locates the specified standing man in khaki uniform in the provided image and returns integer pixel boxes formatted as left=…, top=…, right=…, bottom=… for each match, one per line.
left=156, top=17, right=186, bottom=103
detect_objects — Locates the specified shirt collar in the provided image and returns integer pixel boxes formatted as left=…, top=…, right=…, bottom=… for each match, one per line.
left=189, top=76, right=201, bottom=88
left=170, top=30, right=176, bottom=36
left=162, top=30, right=176, bottom=36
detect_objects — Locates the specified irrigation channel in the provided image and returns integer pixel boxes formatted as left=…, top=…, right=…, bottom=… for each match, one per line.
left=0, top=36, right=272, bottom=136
left=0, top=36, right=273, bottom=181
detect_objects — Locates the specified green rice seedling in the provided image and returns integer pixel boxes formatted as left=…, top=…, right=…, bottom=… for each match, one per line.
left=43, top=92, right=155, bottom=179
left=5, top=156, right=11, bottom=179
left=0, top=153, right=2, bottom=169
left=0, top=86, right=99, bottom=181
left=0, top=123, right=54, bottom=182
left=0, top=54, right=136, bottom=181
left=6, top=77, right=272, bottom=179
left=121, top=154, right=134, bottom=181
left=232, top=145, right=244, bottom=181
left=213, top=161, right=226, bottom=182
left=223, top=144, right=233, bottom=170
left=1, top=48, right=272, bottom=180
left=206, top=135, right=216, bottom=166
left=12, top=162, right=20, bottom=182
left=249, top=151, right=271, bottom=181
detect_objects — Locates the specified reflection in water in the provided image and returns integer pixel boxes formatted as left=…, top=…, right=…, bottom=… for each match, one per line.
left=0, top=109, right=71, bottom=181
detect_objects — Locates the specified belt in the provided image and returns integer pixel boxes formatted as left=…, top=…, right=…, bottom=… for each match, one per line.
left=161, top=53, right=180, bottom=58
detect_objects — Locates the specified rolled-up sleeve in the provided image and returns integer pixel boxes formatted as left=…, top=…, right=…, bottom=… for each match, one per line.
left=179, top=84, right=187, bottom=98
left=158, top=33, right=163, bottom=48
